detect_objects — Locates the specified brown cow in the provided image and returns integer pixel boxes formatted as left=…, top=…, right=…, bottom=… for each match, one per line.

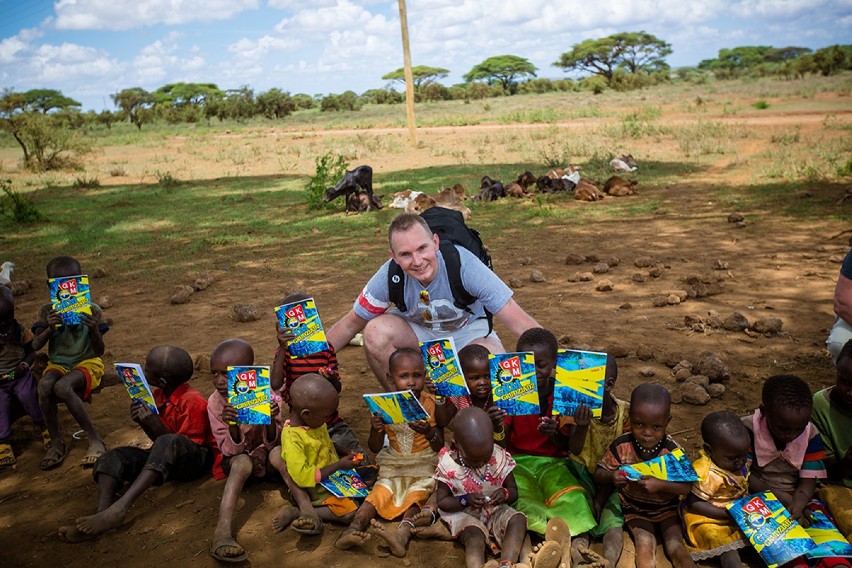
left=603, top=176, right=639, bottom=197
left=505, top=182, right=530, bottom=198
left=406, top=192, right=471, bottom=219
left=575, top=180, right=605, bottom=201
left=516, top=171, right=537, bottom=189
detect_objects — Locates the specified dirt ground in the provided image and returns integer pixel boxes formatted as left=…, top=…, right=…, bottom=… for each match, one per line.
left=1, top=101, right=851, bottom=568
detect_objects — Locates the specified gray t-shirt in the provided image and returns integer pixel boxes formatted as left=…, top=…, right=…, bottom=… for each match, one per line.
left=353, top=245, right=513, bottom=333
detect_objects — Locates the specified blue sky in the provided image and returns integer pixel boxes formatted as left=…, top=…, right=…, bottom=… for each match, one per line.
left=1, top=0, right=850, bottom=111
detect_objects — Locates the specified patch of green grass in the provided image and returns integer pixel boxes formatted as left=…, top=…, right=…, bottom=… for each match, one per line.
left=752, top=100, right=770, bottom=110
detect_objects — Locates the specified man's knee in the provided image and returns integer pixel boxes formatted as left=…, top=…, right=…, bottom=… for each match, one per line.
left=363, top=315, right=413, bottom=347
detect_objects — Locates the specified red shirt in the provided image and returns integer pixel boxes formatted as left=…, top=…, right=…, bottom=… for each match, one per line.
left=504, top=394, right=571, bottom=458
left=154, top=382, right=224, bottom=479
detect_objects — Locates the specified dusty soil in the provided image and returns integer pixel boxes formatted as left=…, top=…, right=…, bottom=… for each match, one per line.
left=1, top=102, right=851, bottom=568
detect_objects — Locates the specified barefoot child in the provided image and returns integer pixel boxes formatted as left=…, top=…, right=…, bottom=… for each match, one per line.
left=566, top=355, right=630, bottom=567
left=501, top=328, right=597, bottom=538
left=683, top=411, right=750, bottom=568
left=335, top=347, right=443, bottom=557
left=595, top=383, right=696, bottom=568
left=435, top=344, right=506, bottom=438
left=0, top=285, right=48, bottom=465
left=59, top=345, right=221, bottom=542
left=743, top=374, right=851, bottom=568
left=432, top=406, right=532, bottom=568
left=207, top=339, right=284, bottom=563
left=273, top=373, right=360, bottom=536
left=32, top=256, right=109, bottom=469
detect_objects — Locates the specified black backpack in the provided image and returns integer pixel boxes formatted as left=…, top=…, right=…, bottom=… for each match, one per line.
left=387, top=207, right=494, bottom=333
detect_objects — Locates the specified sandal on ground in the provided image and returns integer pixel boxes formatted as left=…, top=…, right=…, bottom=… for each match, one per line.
left=40, top=444, right=68, bottom=470
left=209, top=537, right=248, bottom=563
left=292, top=516, right=323, bottom=535
left=81, top=445, right=107, bottom=468
left=0, top=443, right=16, bottom=466
left=41, top=429, right=52, bottom=449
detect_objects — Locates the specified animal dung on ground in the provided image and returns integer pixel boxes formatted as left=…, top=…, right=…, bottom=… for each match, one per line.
left=634, top=256, right=657, bottom=268
left=577, top=272, right=594, bottom=282
left=593, top=263, right=610, bottom=274
left=607, top=256, right=621, bottom=267
left=727, top=212, right=745, bottom=223
left=233, top=304, right=260, bottom=323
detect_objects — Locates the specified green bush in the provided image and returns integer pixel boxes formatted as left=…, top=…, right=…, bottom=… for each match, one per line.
left=305, top=151, right=348, bottom=210
left=753, top=100, right=770, bottom=109
left=0, top=179, right=45, bottom=223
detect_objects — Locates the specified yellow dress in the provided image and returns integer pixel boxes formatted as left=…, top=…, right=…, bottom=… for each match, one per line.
left=683, top=451, right=749, bottom=560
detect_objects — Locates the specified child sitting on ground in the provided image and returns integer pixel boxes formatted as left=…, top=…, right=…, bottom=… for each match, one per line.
left=743, top=374, right=851, bottom=568
left=32, top=256, right=109, bottom=470
left=431, top=406, right=533, bottom=568
left=0, top=285, right=48, bottom=465
left=812, top=339, right=852, bottom=540
left=501, top=328, right=597, bottom=543
left=335, top=347, right=443, bottom=557
left=58, top=345, right=221, bottom=542
left=207, top=339, right=285, bottom=563
left=683, top=411, right=751, bottom=568
left=435, top=344, right=505, bottom=436
left=272, top=373, right=361, bottom=536
left=272, top=292, right=373, bottom=483
left=595, top=383, right=696, bottom=568
left=566, top=355, right=630, bottom=568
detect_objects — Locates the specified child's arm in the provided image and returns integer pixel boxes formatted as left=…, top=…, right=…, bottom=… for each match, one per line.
left=31, top=309, right=61, bottom=351
left=789, top=477, right=817, bottom=521
left=497, top=419, right=512, bottom=448
left=318, top=453, right=360, bottom=480
left=594, top=464, right=629, bottom=489
left=409, top=420, right=444, bottom=452
left=265, top=400, right=281, bottom=443
left=80, top=312, right=105, bottom=356
left=538, top=416, right=570, bottom=450
left=270, top=324, right=294, bottom=392
left=685, top=493, right=731, bottom=521
left=568, top=404, right=592, bottom=456
left=367, top=414, right=386, bottom=454
left=636, top=477, right=692, bottom=496
left=435, top=479, right=487, bottom=512
left=434, top=398, right=457, bottom=429
left=487, top=470, right=519, bottom=505
left=20, top=328, right=36, bottom=368
left=131, top=401, right=170, bottom=441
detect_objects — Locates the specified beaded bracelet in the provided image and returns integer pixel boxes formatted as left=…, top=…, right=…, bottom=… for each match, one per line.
left=493, top=428, right=506, bottom=441
left=428, top=429, right=440, bottom=443
left=458, top=494, right=469, bottom=507
left=435, top=396, right=447, bottom=406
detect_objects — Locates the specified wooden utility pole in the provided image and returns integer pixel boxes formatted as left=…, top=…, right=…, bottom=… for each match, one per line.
left=397, top=0, right=417, bottom=147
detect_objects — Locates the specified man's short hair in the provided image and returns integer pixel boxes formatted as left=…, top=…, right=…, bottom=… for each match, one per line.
left=387, top=213, right=431, bottom=247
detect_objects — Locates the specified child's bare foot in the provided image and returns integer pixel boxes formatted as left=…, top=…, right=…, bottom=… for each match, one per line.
left=370, top=519, right=408, bottom=557
left=334, top=528, right=371, bottom=550
left=58, top=525, right=97, bottom=543
left=482, top=561, right=500, bottom=568
left=75, top=505, right=126, bottom=537
left=572, top=546, right=608, bottom=568
left=411, top=520, right=453, bottom=540
left=411, top=507, right=437, bottom=527
left=271, top=506, right=300, bottom=533
left=530, top=540, right=563, bottom=568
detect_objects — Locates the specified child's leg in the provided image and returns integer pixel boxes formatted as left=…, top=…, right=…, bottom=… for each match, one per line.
left=626, top=519, right=657, bottom=568
left=37, top=370, right=65, bottom=464
left=12, top=369, right=46, bottom=429
left=335, top=501, right=377, bottom=550
left=719, top=549, right=741, bottom=568
left=269, top=449, right=321, bottom=533
left=50, top=370, right=106, bottom=460
left=369, top=503, right=420, bottom=557
left=457, top=526, right=487, bottom=568
left=603, top=526, right=624, bottom=567
left=659, top=517, right=696, bottom=568
left=0, top=384, right=15, bottom=464
left=411, top=492, right=439, bottom=527
left=500, top=513, right=528, bottom=564
left=210, top=454, right=252, bottom=561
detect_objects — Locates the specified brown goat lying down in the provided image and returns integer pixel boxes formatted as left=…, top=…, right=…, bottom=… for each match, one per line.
left=575, top=180, right=605, bottom=201
left=504, top=182, right=530, bottom=198
left=406, top=192, right=471, bottom=219
left=603, top=176, right=639, bottom=196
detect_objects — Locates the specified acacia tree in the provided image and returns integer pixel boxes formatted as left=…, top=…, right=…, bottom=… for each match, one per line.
left=554, top=32, right=671, bottom=84
left=382, top=65, right=449, bottom=89
left=111, top=87, right=155, bottom=130
left=464, top=55, right=537, bottom=94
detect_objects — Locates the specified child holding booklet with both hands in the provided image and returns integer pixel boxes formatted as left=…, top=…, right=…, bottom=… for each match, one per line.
left=335, top=347, right=443, bottom=557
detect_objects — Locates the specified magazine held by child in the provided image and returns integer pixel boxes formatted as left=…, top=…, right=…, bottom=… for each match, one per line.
left=48, top=274, right=92, bottom=325
left=619, top=448, right=699, bottom=482
left=419, top=337, right=470, bottom=398
left=320, top=468, right=371, bottom=499
left=552, top=349, right=608, bottom=417
left=804, top=502, right=852, bottom=559
left=489, top=352, right=539, bottom=416
left=227, top=366, right=272, bottom=425
left=274, top=297, right=329, bottom=358
left=726, top=491, right=816, bottom=568
left=363, top=390, right=430, bottom=424
left=115, top=363, right=158, bottom=414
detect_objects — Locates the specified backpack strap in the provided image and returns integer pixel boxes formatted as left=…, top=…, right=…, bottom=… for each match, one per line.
left=387, top=259, right=406, bottom=312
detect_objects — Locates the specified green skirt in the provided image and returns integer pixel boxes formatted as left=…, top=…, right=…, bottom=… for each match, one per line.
left=512, top=454, right=596, bottom=536
left=565, top=458, right=624, bottom=538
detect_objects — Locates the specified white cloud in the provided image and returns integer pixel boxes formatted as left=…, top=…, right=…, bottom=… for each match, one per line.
left=227, top=35, right=300, bottom=60
left=274, top=0, right=395, bottom=34
left=129, top=34, right=208, bottom=86
left=54, top=0, right=260, bottom=30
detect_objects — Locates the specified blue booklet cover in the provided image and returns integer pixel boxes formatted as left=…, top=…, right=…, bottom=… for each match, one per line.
left=48, top=274, right=92, bottom=325
left=420, top=337, right=471, bottom=398
left=726, top=491, right=816, bottom=568
left=363, top=390, right=430, bottom=424
left=619, top=448, right=699, bottom=482
left=489, top=352, right=540, bottom=416
left=320, top=469, right=370, bottom=499
left=553, top=349, right=607, bottom=417
left=274, top=298, right=329, bottom=358
left=115, top=363, right=158, bottom=415
left=805, top=504, right=852, bottom=559
left=227, top=366, right=272, bottom=425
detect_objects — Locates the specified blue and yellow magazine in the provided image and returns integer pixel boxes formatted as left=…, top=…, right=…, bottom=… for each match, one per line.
left=726, top=491, right=816, bottom=568
left=363, top=390, right=430, bottom=424
left=489, top=352, right=539, bottom=416
left=115, top=363, right=158, bottom=415
left=321, top=469, right=370, bottom=499
left=227, top=366, right=272, bottom=425
left=274, top=298, right=329, bottom=358
left=48, top=274, right=92, bottom=325
left=619, top=448, right=699, bottom=482
left=804, top=502, right=852, bottom=559
left=420, top=337, right=470, bottom=398
left=553, top=349, right=607, bottom=417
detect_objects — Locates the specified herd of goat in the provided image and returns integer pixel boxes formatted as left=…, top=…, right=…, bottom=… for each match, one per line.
left=324, top=155, right=639, bottom=216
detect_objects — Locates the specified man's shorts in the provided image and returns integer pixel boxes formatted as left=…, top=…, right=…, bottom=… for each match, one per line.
left=827, top=316, right=852, bottom=365
left=407, top=317, right=500, bottom=350
left=43, top=357, right=105, bottom=401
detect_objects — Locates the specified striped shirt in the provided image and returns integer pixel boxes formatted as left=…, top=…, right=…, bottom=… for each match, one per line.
left=274, top=346, right=341, bottom=425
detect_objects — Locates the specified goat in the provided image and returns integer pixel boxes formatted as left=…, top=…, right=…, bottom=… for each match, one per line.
left=474, top=176, right=506, bottom=202
left=0, top=262, right=13, bottom=286
left=610, top=154, right=638, bottom=172
left=406, top=192, right=471, bottom=219
left=389, top=189, right=423, bottom=210
left=325, top=165, right=381, bottom=213
left=347, top=192, right=383, bottom=212
left=603, top=176, right=639, bottom=197
left=504, top=182, right=531, bottom=198
left=575, top=180, right=605, bottom=201
left=516, top=171, right=537, bottom=190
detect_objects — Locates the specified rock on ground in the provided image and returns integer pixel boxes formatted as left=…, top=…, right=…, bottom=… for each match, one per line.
left=596, top=280, right=614, bottom=292
left=752, top=317, right=784, bottom=334
left=565, top=253, right=584, bottom=265
left=171, top=285, right=194, bottom=304
left=233, top=303, right=260, bottom=322
left=723, top=311, right=750, bottom=331
left=91, top=267, right=107, bottom=278
left=593, top=263, right=610, bottom=274
left=636, top=345, right=654, bottom=361
left=98, top=295, right=114, bottom=309
left=695, top=352, right=730, bottom=383
left=706, top=383, right=726, bottom=398
left=640, top=367, right=656, bottom=377
left=634, top=256, right=657, bottom=268
left=606, top=344, right=630, bottom=358
left=530, top=269, right=547, bottom=283
left=680, top=382, right=711, bottom=405
left=728, top=212, right=745, bottom=223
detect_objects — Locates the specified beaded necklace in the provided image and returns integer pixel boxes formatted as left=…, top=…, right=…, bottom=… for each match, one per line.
left=632, top=436, right=665, bottom=458
left=457, top=451, right=492, bottom=485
